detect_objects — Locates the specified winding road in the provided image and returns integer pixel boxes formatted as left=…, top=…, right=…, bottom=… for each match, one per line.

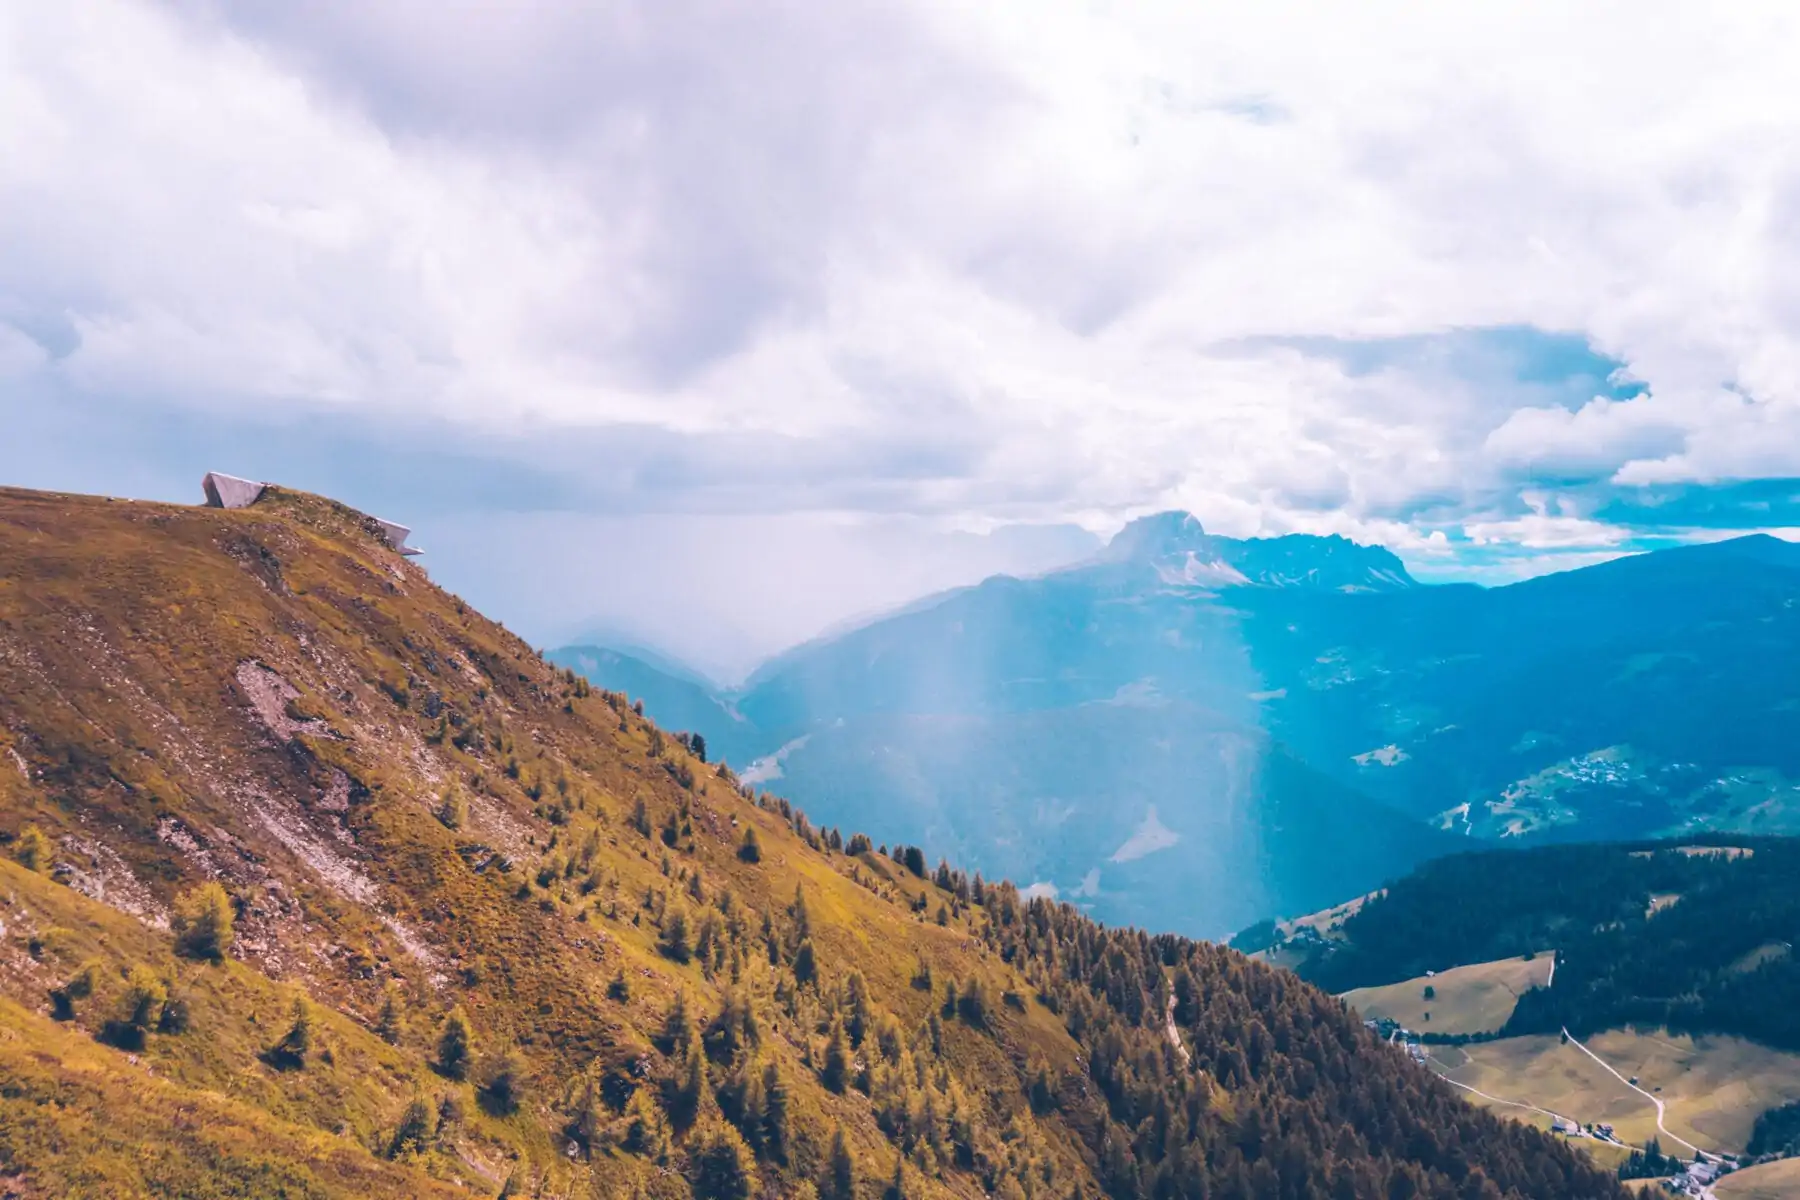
left=1559, top=1026, right=1713, bottom=1162
left=1426, top=1066, right=1581, bottom=1129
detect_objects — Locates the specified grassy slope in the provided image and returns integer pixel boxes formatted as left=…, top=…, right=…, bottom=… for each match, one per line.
left=1714, top=1156, right=1800, bottom=1198
left=1342, top=955, right=1553, bottom=1036
left=1429, top=1032, right=1800, bottom=1154
left=0, top=486, right=1089, bottom=1197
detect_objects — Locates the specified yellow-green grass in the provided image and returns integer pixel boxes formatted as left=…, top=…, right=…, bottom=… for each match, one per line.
left=1281, top=890, right=1380, bottom=940
left=1341, top=954, right=1552, bottom=1035
left=1429, top=1031, right=1800, bottom=1154
left=1714, top=1157, right=1800, bottom=1199
left=1250, top=892, right=1379, bottom=971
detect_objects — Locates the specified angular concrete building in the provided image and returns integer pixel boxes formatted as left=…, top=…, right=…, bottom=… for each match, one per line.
left=376, top=518, right=422, bottom=557
left=201, top=472, right=267, bottom=509
left=201, top=471, right=421, bottom=555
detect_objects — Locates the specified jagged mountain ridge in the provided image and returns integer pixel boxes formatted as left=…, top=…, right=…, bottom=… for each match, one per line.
left=1096, top=512, right=1416, bottom=592
left=556, top=519, right=1800, bottom=938
left=0, top=484, right=1623, bottom=1199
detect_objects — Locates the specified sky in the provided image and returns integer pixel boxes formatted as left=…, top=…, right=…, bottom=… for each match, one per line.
left=6, top=2, right=1800, bottom=679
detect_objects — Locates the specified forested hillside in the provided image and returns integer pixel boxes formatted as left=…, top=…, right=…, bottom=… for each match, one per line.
left=0, top=485, right=1622, bottom=1198
left=1266, top=838, right=1800, bottom=1050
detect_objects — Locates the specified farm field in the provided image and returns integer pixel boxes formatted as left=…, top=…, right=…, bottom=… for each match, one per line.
left=1341, top=954, right=1552, bottom=1035
left=1429, top=1031, right=1800, bottom=1155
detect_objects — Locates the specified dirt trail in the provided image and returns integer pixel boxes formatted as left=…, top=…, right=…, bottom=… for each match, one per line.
left=1560, top=1027, right=1713, bottom=1161
left=1165, top=993, right=1190, bottom=1065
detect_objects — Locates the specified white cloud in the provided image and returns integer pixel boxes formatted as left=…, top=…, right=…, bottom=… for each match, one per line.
left=6, top=0, right=1800, bottom=598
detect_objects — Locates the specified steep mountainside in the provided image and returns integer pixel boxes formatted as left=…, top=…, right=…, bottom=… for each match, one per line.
left=559, top=518, right=1800, bottom=935
left=0, top=485, right=1622, bottom=1199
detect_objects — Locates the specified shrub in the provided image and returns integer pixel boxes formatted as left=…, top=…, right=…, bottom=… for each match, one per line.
left=13, top=824, right=52, bottom=872
left=387, top=1097, right=433, bottom=1158
left=607, top=969, right=632, bottom=1003
left=172, top=881, right=235, bottom=962
left=49, top=960, right=99, bottom=1021
left=264, top=995, right=314, bottom=1070
left=477, top=1052, right=527, bottom=1116
left=157, top=993, right=192, bottom=1034
left=437, top=791, right=466, bottom=830
left=102, top=965, right=167, bottom=1049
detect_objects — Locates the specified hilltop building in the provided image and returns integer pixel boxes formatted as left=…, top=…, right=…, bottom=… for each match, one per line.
left=201, top=471, right=265, bottom=510
left=201, top=471, right=421, bottom=556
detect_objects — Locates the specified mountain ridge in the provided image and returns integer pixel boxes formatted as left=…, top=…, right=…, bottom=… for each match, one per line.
left=557, top=518, right=1800, bottom=935
left=0, top=483, right=1624, bottom=1199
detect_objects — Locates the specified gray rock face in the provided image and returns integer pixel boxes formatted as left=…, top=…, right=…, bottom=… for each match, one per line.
left=202, top=472, right=267, bottom=509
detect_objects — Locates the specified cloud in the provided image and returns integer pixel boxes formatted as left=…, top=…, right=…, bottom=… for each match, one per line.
left=7, top=0, right=1800, bottom=664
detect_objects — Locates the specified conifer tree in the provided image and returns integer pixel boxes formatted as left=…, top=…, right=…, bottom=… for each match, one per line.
left=822, top=1015, right=851, bottom=1093
left=762, top=1061, right=791, bottom=1165
left=388, top=1096, right=433, bottom=1158
left=794, top=938, right=818, bottom=986
left=436, top=1006, right=474, bottom=1080
left=621, top=1087, right=672, bottom=1163
left=662, top=990, right=693, bottom=1051
left=885, top=1156, right=912, bottom=1200
left=172, top=881, right=235, bottom=962
left=661, top=903, right=693, bottom=963
left=665, top=1030, right=708, bottom=1127
left=688, top=1118, right=758, bottom=1200
left=567, top=1080, right=604, bottom=1159
left=738, top=826, right=762, bottom=863
left=825, top=1125, right=857, bottom=1200
left=268, top=994, right=314, bottom=1068
left=376, top=985, right=404, bottom=1044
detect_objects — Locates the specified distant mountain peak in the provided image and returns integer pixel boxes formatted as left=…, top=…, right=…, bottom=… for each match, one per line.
left=1105, top=511, right=1209, bottom=559
left=1100, top=512, right=1415, bottom=591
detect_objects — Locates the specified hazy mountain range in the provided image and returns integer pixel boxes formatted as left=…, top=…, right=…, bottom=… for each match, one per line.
left=554, top=514, right=1800, bottom=937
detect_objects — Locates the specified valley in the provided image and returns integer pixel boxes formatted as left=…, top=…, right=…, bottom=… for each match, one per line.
left=1257, top=840, right=1800, bottom=1192
left=557, top=514, right=1800, bottom=938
